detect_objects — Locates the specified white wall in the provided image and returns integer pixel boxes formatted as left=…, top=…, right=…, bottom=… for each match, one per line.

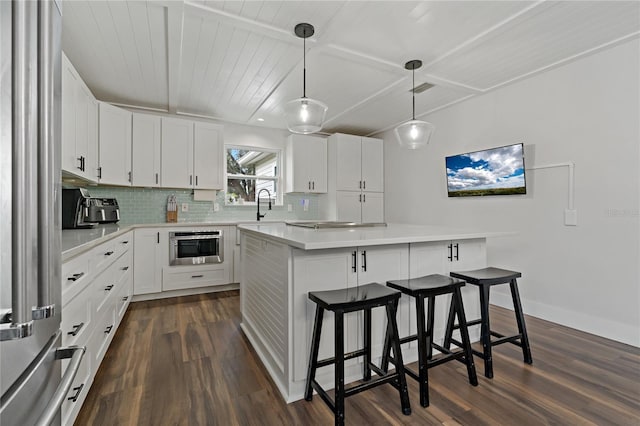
left=381, top=39, right=640, bottom=346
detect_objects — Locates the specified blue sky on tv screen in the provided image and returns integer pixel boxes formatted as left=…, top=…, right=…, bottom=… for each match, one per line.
left=446, top=144, right=525, bottom=192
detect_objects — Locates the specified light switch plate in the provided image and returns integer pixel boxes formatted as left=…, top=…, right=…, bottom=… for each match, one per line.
left=303, top=199, right=309, bottom=212
left=182, top=203, right=189, bottom=212
left=287, top=204, right=292, bottom=212
left=564, top=209, right=577, bottom=226
left=213, top=202, right=219, bottom=212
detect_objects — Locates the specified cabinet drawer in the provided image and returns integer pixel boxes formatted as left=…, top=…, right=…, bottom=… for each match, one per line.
left=91, top=307, right=116, bottom=366
left=112, top=232, right=132, bottom=259
left=115, top=275, right=132, bottom=325
left=62, top=255, right=91, bottom=304
left=162, top=266, right=228, bottom=291
left=61, top=291, right=92, bottom=348
left=113, top=249, right=133, bottom=286
left=61, top=352, right=91, bottom=426
left=93, top=267, right=117, bottom=317
left=90, top=241, right=118, bottom=275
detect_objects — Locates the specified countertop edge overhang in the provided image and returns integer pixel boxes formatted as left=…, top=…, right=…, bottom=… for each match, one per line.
left=61, top=220, right=284, bottom=262
left=237, top=223, right=514, bottom=250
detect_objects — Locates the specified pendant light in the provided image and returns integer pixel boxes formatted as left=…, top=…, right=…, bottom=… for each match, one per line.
left=395, top=60, right=435, bottom=149
left=284, top=23, right=328, bottom=134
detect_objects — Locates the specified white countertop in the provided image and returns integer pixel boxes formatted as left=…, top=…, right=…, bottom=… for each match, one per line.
left=237, top=222, right=510, bottom=250
left=61, top=220, right=282, bottom=262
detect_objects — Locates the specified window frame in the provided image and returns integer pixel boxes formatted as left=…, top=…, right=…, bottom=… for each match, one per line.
left=224, top=145, right=283, bottom=206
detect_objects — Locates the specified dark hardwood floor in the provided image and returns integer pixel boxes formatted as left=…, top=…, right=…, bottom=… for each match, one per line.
left=76, top=290, right=640, bottom=425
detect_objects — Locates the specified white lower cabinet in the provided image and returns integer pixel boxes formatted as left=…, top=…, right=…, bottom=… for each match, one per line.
left=61, top=231, right=133, bottom=426
left=133, top=229, right=164, bottom=295
left=291, top=244, right=409, bottom=382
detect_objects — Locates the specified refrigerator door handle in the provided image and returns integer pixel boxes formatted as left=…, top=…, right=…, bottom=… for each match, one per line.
left=35, top=346, right=86, bottom=426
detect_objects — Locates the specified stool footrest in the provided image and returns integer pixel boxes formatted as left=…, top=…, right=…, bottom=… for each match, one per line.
left=344, top=373, right=401, bottom=398
left=316, top=348, right=365, bottom=368
left=310, top=380, right=335, bottom=412
left=492, top=333, right=524, bottom=347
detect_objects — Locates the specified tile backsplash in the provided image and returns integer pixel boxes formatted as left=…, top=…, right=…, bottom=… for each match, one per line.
left=86, top=186, right=324, bottom=225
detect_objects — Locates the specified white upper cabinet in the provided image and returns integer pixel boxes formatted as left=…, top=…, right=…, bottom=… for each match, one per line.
left=285, top=134, right=327, bottom=193
left=360, top=137, right=384, bottom=193
left=333, top=133, right=363, bottom=191
left=98, top=102, right=132, bottom=186
left=326, top=133, right=385, bottom=223
left=193, top=122, right=224, bottom=190
left=132, top=113, right=161, bottom=187
left=161, top=117, right=194, bottom=189
left=62, top=53, right=98, bottom=182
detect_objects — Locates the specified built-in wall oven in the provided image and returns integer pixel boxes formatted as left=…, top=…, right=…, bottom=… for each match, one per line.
left=169, top=230, right=223, bottom=266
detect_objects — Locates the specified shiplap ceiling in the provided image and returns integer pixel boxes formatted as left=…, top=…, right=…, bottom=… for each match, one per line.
left=61, top=0, right=640, bottom=136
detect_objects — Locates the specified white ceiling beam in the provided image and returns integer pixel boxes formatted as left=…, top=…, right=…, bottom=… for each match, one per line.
left=184, top=0, right=310, bottom=45
left=166, top=1, right=184, bottom=114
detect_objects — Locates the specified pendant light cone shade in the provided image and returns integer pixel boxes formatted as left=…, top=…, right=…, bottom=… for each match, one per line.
left=285, top=23, right=328, bottom=134
left=395, top=59, right=434, bottom=149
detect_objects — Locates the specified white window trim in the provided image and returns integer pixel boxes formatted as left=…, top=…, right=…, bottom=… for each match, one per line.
left=225, top=145, right=283, bottom=206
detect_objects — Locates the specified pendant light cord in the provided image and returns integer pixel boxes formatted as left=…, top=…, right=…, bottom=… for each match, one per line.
left=303, top=30, right=306, bottom=98
left=412, top=66, right=416, bottom=120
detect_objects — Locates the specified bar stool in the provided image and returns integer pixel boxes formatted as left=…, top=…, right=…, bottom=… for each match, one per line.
left=382, top=274, right=478, bottom=407
left=305, top=282, right=411, bottom=426
left=446, top=267, right=533, bottom=379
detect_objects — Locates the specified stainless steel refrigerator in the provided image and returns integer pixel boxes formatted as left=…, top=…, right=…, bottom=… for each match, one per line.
left=1, top=1, right=85, bottom=425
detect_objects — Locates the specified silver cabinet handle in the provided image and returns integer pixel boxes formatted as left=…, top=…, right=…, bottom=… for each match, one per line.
left=155, top=173, right=159, bottom=184
left=35, top=345, right=86, bottom=426
left=195, top=175, right=198, bottom=186
left=363, top=194, right=366, bottom=203
left=128, top=171, right=132, bottom=182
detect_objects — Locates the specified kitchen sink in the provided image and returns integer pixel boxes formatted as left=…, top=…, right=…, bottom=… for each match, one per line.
left=285, top=221, right=387, bottom=229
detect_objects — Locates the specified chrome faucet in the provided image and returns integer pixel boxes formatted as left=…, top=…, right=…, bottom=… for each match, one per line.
left=256, top=188, right=272, bottom=221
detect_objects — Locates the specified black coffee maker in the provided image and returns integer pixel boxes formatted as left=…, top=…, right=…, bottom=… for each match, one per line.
left=62, top=188, right=94, bottom=229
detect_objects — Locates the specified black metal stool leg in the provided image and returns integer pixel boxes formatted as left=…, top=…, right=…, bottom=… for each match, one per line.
left=305, top=306, right=324, bottom=401
left=479, top=284, right=493, bottom=378
left=453, top=287, right=478, bottom=386
left=510, top=279, right=533, bottom=364
left=334, top=311, right=345, bottom=426
left=386, top=301, right=412, bottom=415
left=380, top=319, right=391, bottom=373
left=415, top=295, right=429, bottom=407
left=363, top=307, right=372, bottom=381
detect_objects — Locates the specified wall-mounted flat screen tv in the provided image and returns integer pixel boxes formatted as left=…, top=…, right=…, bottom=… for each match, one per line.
left=446, top=143, right=526, bottom=197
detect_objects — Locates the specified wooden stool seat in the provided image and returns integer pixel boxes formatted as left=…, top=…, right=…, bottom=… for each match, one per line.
left=447, top=267, right=533, bottom=379
left=305, top=283, right=411, bottom=426
left=383, top=274, right=478, bottom=407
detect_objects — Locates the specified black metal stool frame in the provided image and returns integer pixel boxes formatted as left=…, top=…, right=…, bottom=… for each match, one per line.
left=381, top=276, right=478, bottom=407
left=305, top=285, right=411, bottom=426
left=445, top=268, right=533, bottom=379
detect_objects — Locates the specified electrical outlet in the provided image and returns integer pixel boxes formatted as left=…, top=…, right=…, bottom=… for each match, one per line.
left=303, top=199, right=309, bottom=212
left=213, top=202, right=220, bottom=212
left=564, top=209, right=577, bottom=226
left=287, top=204, right=292, bottom=212
left=181, top=203, right=189, bottom=212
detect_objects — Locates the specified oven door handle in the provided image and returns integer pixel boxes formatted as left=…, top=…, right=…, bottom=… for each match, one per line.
left=171, top=235, right=221, bottom=242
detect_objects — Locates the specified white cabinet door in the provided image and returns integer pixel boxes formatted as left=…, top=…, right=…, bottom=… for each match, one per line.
left=361, top=137, right=384, bottom=192
left=291, top=248, right=358, bottom=381
left=86, top=97, right=99, bottom=181
left=98, top=102, right=132, bottom=186
left=61, top=54, right=81, bottom=176
left=336, top=191, right=362, bottom=223
left=361, top=192, right=384, bottom=223
left=193, top=122, right=223, bottom=189
left=357, top=245, right=409, bottom=354
left=334, top=133, right=362, bottom=191
left=285, top=135, right=327, bottom=193
left=133, top=229, right=163, bottom=295
left=132, top=113, right=161, bottom=187
left=161, top=117, right=193, bottom=188
left=74, top=85, right=89, bottom=178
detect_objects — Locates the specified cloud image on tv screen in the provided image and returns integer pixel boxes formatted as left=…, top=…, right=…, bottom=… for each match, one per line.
left=446, top=143, right=526, bottom=197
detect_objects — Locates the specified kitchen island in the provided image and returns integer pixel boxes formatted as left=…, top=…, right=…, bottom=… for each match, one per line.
left=237, top=222, right=507, bottom=402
